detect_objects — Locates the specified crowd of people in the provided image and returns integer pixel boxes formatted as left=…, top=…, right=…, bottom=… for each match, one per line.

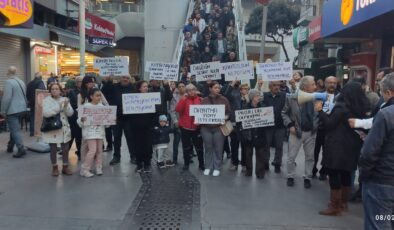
left=1, top=62, right=394, bottom=229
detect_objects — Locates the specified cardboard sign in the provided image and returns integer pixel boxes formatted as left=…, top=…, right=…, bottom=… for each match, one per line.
left=190, top=62, right=221, bottom=82
left=93, top=56, right=129, bottom=76
left=146, top=62, right=179, bottom=81
left=122, top=93, right=161, bottom=114
left=256, top=62, right=293, bottom=81
left=235, top=107, right=275, bottom=129
left=221, top=61, right=254, bottom=81
left=78, top=105, right=117, bottom=126
left=34, top=90, right=50, bottom=137
left=189, top=105, right=225, bottom=124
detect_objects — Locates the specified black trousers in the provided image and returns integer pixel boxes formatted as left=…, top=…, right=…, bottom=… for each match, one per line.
left=244, top=142, right=266, bottom=177
left=112, top=119, right=134, bottom=160
left=313, top=128, right=327, bottom=175
left=69, top=118, right=82, bottom=158
left=130, top=126, right=153, bottom=167
left=328, top=169, right=352, bottom=190
left=180, top=128, right=204, bottom=167
left=105, top=127, right=113, bottom=149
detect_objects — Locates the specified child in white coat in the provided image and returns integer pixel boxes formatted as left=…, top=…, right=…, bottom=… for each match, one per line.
left=78, top=88, right=109, bottom=177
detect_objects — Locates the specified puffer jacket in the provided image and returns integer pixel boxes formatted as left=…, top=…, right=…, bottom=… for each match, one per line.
left=152, top=125, right=173, bottom=145
left=176, top=95, right=201, bottom=130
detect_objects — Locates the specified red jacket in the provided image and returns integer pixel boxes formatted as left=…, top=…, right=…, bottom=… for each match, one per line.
left=176, top=95, right=201, bottom=130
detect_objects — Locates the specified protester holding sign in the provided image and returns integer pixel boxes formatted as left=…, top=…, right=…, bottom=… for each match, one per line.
left=108, top=75, right=136, bottom=166
left=78, top=88, right=110, bottom=178
left=149, top=80, right=173, bottom=124
left=42, top=83, right=74, bottom=177
left=175, top=83, right=205, bottom=171
left=130, top=81, right=156, bottom=173
left=237, top=89, right=267, bottom=179
left=200, top=81, right=231, bottom=177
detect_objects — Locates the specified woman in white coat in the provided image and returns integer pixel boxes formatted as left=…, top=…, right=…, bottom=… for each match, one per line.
left=42, top=83, right=74, bottom=176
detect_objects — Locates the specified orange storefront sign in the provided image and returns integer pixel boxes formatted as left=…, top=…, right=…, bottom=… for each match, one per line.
left=0, top=0, right=33, bottom=27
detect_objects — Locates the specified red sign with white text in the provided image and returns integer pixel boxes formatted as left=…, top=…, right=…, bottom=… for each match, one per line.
left=82, top=12, right=115, bottom=40
left=34, top=46, right=52, bottom=55
left=309, top=16, right=322, bottom=42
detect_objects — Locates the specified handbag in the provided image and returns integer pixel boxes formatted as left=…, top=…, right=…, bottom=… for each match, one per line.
left=40, top=113, right=63, bottom=132
left=220, top=120, right=234, bottom=136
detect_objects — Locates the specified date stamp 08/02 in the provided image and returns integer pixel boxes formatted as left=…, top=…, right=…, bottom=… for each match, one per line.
left=375, top=215, right=394, bottom=221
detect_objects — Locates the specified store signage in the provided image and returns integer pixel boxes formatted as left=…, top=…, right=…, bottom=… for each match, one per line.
left=83, top=12, right=115, bottom=40
left=88, top=37, right=113, bottom=46
left=34, top=46, right=52, bottom=54
left=309, top=16, right=322, bottom=42
left=0, top=0, right=34, bottom=28
left=322, top=0, right=394, bottom=37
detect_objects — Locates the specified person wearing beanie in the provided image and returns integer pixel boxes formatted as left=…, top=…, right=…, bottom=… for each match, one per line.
left=237, top=89, right=267, bottom=179
left=152, top=115, right=174, bottom=168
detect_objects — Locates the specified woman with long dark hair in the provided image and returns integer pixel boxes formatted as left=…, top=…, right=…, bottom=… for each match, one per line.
left=315, top=82, right=370, bottom=216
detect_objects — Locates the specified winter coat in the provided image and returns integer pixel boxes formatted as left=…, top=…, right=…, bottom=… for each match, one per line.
left=152, top=125, right=172, bottom=145
left=77, top=103, right=107, bottom=140
left=359, top=97, right=394, bottom=186
left=263, top=92, right=286, bottom=129
left=42, top=96, right=74, bottom=144
left=200, top=94, right=231, bottom=128
left=1, top=76, right=27, bottom=115
left=237, top=101, right=267, bottom=147
left=176, top=95, right=201, bottom=130
left=223, top=84, right=241, bottom=122
left=318, top=102, right=364, bottom=171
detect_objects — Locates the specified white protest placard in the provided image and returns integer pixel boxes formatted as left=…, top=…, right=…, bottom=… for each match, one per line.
left=190, top=62, right=221, bottom=82
left=189, top=105, right=225, bottom=124
left=235, top=107, right=275, bottom=129
left=256, top=61, right=293, bottom=81
left=221, top=61, right=254, bottom=81
left=146, top=62, right=179, bottom=81
left=94, top=56, right=129, bottom=76
left=78, top=106, right=117, bottom=126
left=122, top=93, right=161, bottom=114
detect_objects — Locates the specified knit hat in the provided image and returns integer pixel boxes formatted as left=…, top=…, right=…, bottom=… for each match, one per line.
left=248, top=89, right=260, bottom=101
left=159, top=115, right=168, bottom=122
left=65, top=79, right=75, bottom=89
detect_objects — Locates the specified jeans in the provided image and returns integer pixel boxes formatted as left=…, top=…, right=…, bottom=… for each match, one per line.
left=180, top=128, right=204, bottom=167
left=264, top=127, right=285, bottom=166
left=201, top=127, right=225, bottom=171
left=29, top=110, right=34, bottom=136
left=362, top=182, right=394, bottom=230
left=173, top=128, right=181, bottom=163
left=7, top=113, right=24, bottom=150
left=112, top=119, right=134, bottom=160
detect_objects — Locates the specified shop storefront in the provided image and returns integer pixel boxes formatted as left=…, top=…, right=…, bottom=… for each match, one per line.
left=57, top=47, right=99, bottom=76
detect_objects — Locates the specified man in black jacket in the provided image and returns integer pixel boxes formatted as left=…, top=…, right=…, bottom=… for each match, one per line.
left=68, top=76, right=83, bottom=159
left=149, top=80, right=173, bottom=125
left=109, top=75, right=136, bottom=165
left=26, top=72, right=46, bottom=136
left=359, top=73, right=394, bottom=230
left=263, top=81, right=286, bottom=173
left=100, top=76, right=114, bottom=152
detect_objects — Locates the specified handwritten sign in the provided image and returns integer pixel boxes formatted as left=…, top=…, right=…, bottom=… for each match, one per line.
left=190, top=62, right=221, bottom=82
left=34, top=90, right=50, bottom=137
left=189, top=105, right=225, bottom=124
left=256, top=62, right=293, bottom=81
left=235, top=107, right=275, bottom=129
left=122, top=93, right=161, bottom=114
left=146, top=62, right=180, bottom=81
left=78, top=106, right=117, bottom=126
left=93, top=56, right=129, bottom=76
left=221, top=61, right=254, bottom=81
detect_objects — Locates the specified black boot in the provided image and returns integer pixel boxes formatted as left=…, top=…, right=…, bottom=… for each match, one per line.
left=7, top=140, right=14, bottom=153
left=13, top=148, right=26, bottom=158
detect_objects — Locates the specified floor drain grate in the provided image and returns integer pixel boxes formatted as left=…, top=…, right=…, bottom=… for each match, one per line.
left=120, top=166, right=200, bottom=230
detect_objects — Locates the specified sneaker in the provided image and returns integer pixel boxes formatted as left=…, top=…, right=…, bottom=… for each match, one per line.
left=241, top=166, right=246, bottom=172
left=274, top=166, right=281, bottom=173
left=212, top=170, right=220, bottom=177
left=96, top=168, right=103, bottom=176
left=198, top=165, right=205, bottom=171
left=203, top=169, right=210, bottom=176
left=80, top=170, right=94, bottom=178
left=157, top=162, right=166, bottom=169
left=144, top=165, right=152, bottom=173
left=256, top=174, right=265, bottom=179
left=304, top=179, right=312, bottom=189
left=287, top=178, right=295, bottom=187
left=229, top=164, right=238, bottom=171
left=165, top=160, right=175, bottom=167
left=13, top=148, right=26, bottom=158
left=135, top=165, right=143, bottom=173
left=109, top=158, right=120, bottom=165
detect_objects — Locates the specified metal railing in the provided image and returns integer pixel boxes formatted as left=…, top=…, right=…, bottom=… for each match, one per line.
left=88, top=0, right=144, bottom=17
left=172, top=0, right=195, bottom=64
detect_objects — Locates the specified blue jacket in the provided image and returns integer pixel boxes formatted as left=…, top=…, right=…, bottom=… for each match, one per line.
left=359, top=97, right=394, bottom=186
left=1, top=76, right=27, bottom=115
